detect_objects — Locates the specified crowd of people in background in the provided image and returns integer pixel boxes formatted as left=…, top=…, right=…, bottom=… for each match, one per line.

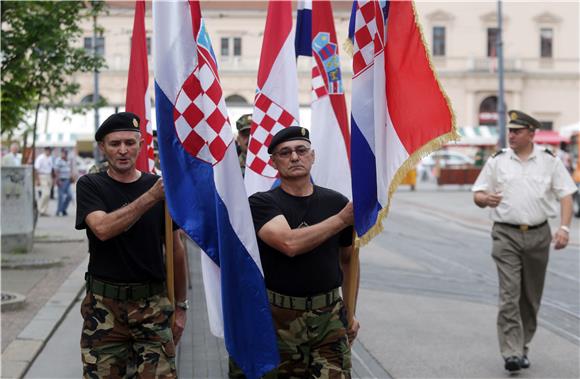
left=1, top=142, right=77, bottom=217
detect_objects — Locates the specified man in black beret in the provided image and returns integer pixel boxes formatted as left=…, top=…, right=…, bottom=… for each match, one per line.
left=235, top=114, right=252, bottom=175
left=230, top=126, right=360, bottom=378
left=75, top=112, right=188, bottom=377
left=473, top=110, right=576, bottom=372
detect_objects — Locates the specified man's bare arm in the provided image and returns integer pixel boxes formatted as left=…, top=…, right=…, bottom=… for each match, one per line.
left=258, top=202, right=354, bottom=257
left=85, top=179, right=164, bottom=241
left=553, top=195, right=573, bottom=250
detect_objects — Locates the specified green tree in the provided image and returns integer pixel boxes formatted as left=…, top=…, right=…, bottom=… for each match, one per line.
left=1, top=1, right=106, bottom=137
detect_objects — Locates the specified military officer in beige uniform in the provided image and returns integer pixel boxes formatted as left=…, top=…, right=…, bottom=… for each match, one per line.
left=472, top=110, right=577, bottom=372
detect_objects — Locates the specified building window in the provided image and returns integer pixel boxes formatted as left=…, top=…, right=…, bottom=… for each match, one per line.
left=84, top=37, right=105, bottom=56
left=479, top=96, right=498, bottom=126
left=233, top=37, right=242, bottom=56
left=540, top=121, right=553, bottom=130
left=220, top=37, right=242, bottom=57
left=540, top=28, right=553, bottom=58
left=221, top=38, right=229, bottom=56
left=432, top=26, right=446, bottom=56
left=487, top=28, right=499, bottom=57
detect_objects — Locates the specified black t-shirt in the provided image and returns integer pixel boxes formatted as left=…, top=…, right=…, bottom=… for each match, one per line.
left=75, top=171, right=167, bottom=283
left=249, top=185, right=353, bottom=297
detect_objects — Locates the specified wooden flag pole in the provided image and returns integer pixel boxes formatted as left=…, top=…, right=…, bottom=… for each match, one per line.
left=345, top=231, right=360, bottom=327
left=164, top=204, right=175, bottom=326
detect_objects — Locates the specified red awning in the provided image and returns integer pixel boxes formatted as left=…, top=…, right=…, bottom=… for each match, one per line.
left=533, top=130, right=570, bottom=146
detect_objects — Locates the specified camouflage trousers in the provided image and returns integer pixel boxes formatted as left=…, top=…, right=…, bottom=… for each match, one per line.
left=80, top=291, right=176, bottom=378
left=229, top=299, right=351, bottom=379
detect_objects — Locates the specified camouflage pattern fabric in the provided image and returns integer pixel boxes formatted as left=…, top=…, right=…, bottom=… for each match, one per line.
left=80, top=291, right=176, bottom=379
left=229, top=299, right=351, bottom=379
left=88, top=161, right=109, bottom=174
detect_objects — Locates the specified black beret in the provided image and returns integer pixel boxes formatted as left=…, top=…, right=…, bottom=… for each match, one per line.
left=236, top=114, right=252, bottom=132
left=508, top=110, right=541, bottom=130
left=95, top=112, right=141, bottom=141
left=268, top=126, right=310, bottom=154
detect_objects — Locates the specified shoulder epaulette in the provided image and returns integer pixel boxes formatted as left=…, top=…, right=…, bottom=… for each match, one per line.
left=543, top=148, right=555, bottom=157
left=492, top=149, right=506, bottom=158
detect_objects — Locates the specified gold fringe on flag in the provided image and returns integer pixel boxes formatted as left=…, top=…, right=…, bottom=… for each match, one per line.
left=343, top=37, right=354, bottom=58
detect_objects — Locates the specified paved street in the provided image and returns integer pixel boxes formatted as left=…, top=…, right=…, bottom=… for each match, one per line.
left=356, top=183, right=579, bottom=378
left=10, top=182, right=580, bottom=378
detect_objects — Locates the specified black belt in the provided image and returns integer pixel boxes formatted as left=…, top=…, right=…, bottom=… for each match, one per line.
left=85, top=274, right=166, bottom=301
left=495, top=220, right=547, bottom=232
left=267, top=288, right=341, bottom=311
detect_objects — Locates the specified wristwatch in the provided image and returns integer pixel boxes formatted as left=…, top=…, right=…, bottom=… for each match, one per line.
left=176, top=299, right=189, bottom=310
left=559, top=225, right=570, bottom=233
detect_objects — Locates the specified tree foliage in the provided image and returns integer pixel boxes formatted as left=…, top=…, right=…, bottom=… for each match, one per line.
left=1, top=1, right=106, bottom=136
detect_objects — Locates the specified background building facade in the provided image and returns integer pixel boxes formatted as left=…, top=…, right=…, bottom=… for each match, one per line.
left=37, top=1, right=579, bottom=149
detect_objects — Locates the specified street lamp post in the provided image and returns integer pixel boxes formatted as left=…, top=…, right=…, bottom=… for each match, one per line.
left=92, top=8, right=101, bottom=163
left=497, top=0, right=506, bottom=148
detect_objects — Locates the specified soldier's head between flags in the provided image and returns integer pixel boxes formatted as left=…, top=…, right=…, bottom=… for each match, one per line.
left=95, top=112, right=141, bottom=141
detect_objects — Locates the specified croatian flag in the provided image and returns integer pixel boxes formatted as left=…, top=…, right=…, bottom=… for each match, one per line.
left=244, top=0, right=300, bottom=196
left=295, top=0, right=351, bottom=199
left=126, top=0, right=155, bottom=173
left=350, top=0, right=456, bottom=245
left=153, top=2, right=278, bottom=378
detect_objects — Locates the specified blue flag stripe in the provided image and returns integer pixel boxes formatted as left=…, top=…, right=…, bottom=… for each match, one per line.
left=155, top=85, right=278, bottom=378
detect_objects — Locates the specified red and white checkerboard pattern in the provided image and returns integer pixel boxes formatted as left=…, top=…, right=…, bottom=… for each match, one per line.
left=311, top=62, right=328, bottom=102
left=172, top=62, right=232, bottom=165
left=352, top=0, right=384, bottom=75
left=246, top=93, right=298, bottom=178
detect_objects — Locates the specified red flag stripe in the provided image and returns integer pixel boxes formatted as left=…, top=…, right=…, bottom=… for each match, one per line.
left=126, top=0, right=154, bottom=173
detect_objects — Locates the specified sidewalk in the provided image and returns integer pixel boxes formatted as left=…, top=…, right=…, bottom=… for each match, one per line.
left=1, top=198, right=87, bottom=378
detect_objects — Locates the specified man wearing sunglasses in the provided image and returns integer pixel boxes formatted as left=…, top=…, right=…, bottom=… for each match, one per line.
left=239, top=126, right=358, bottom=378
left=472, top=110, right=576, bottom=372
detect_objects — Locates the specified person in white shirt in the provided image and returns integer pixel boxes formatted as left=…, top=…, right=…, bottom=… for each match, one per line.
left=34, top=147, right=54, bottom=216
left=472, top=110, right=577, bottom=372
left=2, top=142, right=22, bottom=166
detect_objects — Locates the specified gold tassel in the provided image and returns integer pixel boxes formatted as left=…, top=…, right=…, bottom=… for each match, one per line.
left=343, top=37, right=354, bottom=58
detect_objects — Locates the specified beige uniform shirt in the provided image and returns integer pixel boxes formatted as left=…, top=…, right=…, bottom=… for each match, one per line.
left=472, top=145, right=577, bottom=225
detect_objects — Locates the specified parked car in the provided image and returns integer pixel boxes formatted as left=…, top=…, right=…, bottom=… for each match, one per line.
left=421, top=150, right=474, bottom=168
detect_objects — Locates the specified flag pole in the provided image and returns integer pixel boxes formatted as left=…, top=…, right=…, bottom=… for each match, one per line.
left=165, top=204, right=175, bottom=326
left=345, top=231, right=360, bottom=327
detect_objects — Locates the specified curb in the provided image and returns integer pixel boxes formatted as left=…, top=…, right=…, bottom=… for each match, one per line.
left=1, top=258, right=62, bottom=270
left=1, top=256, right=89, bottom=379
left=1, top=292, right=27, bottom=312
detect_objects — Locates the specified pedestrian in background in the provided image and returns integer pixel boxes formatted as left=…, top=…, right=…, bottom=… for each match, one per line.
left=235, top=114, right=252, bottom=176
left=75, top=112, right=188, bottom=378
left=54, top=148, right=73, bottom=216
left=34, top=146, right=54, bottom=216
left=557, top=141, right=573, bottom=174
left=2, top=142, right=22, bottom=166
left=230, top=127, right=359, bottom=378
left=472, top=110, right=577, bottom=372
